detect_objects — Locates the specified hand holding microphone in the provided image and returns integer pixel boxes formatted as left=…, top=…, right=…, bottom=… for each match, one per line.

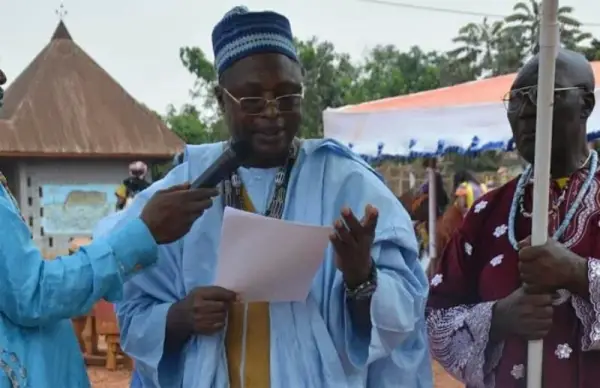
left=140, top=183, right=218, bottom=244
left=140, top=140, right=252, bottom=244
left=190, top=139, right=252, bottom=189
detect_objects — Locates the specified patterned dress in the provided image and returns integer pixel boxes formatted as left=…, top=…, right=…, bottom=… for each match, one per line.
left=427, top=168, right=600, bottom=387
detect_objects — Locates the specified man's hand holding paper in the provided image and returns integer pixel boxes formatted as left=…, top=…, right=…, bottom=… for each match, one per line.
left=214, top=207, right=332, bottom=302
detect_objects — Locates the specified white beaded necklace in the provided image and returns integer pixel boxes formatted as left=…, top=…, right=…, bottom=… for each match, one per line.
left=507, top=150, right=598, bottom=251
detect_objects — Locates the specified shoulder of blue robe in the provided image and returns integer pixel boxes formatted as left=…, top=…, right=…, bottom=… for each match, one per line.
left=302, top=138, right=385, bottom=178
left=111, top=141, right=226, bottom=387
left=303, top=138, right=431, bottom=384
left=0, top=179, right=157, bottom=328
left=303, top=138, right=418, bottom=252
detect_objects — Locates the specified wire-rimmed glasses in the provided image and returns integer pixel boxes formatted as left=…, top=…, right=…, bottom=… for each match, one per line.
left=222, top=87, right=304, bottom=115
left=502, top=86, right=584, bottom=113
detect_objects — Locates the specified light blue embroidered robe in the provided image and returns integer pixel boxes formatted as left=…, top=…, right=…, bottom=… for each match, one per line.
left=0, top=182, right=158, bottom=387
left=105, top=139, right=432, bottom=387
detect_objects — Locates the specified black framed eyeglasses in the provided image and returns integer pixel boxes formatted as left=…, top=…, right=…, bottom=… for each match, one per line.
left=502, top=86, right=584, bottom=113
left=222, top=87, right=304, bottom=115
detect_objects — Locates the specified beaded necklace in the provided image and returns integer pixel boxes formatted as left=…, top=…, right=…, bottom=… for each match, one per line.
left=507, top=150, right=598, bottom=250
left=222, top=139, right=300, bottom=218
left=518, top=183, right=568, bottom=218
left=518, top=153, right=591, bottom=218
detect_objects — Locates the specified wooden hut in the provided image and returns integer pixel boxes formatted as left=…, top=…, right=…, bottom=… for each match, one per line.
left=0, top=21, right=183, bottom=256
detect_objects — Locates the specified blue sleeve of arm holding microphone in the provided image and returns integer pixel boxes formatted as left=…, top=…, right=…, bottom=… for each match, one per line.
left=0, top=183, right=157, bottom=327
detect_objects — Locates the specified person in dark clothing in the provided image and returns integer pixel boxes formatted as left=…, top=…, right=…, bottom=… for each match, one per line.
left=115, top=161, right=150, bottom=210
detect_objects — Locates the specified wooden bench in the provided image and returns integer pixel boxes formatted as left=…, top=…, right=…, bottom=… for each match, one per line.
left=94, top=299, right=132, bottom=370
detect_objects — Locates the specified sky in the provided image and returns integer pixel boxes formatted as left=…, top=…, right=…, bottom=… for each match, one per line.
left=1, top=0, right=599, bottom=114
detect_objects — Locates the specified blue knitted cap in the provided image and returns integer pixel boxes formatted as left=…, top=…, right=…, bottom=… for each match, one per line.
left=212, top=6, right=299, bottom=77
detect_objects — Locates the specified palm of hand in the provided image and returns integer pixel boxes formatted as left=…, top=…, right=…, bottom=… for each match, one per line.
left=330, top=205, right=378, bottom=287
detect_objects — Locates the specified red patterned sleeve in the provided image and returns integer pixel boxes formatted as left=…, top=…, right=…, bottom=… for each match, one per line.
left=426, top=198, right=504, bottom=387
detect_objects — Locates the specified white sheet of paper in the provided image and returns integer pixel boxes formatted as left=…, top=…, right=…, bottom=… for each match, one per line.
left=214, top=207, right=332, bottom=302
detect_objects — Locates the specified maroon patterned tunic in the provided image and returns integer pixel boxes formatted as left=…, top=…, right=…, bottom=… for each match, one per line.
left=426, top=168, right=600, bottom=388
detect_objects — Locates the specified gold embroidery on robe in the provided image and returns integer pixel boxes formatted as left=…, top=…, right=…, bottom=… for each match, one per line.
left=225, top=186, right=270, bottom=388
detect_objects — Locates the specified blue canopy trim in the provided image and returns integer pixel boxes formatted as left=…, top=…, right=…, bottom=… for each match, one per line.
left=349, top=131, right=600, bottom=164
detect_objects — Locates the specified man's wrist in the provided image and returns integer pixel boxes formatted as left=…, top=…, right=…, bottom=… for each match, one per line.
left=344, top=262, right=377, bottom=300
left=489, top=300, right=507, bottom=343
left=565, top=256, right=589, bottom=297
left=165, top=301, right=193, bottom=353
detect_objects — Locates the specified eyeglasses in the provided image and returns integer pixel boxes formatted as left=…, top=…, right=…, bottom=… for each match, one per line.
left=222, top=87, right=303, bottom=115
left=502, top=86, right=584, bottom=112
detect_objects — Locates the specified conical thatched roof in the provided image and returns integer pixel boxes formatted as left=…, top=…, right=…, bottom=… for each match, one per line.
left=0, top=21, right=183, bottom=158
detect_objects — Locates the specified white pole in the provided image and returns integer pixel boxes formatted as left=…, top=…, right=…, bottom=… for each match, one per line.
left=527, top=1, right=559, bottom=387
left=427, top=167, right=437, bottom=259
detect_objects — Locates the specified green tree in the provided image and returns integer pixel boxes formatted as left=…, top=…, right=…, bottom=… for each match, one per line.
left=428, top=52, right=477, bottom=87
left=492, top=26, right=526, bottom=75
left=582, top=38, right=600, bottom=61
left=447, top=18, right=506, bottom=77
left=162, top=46, right=227, bottom=144
left=353, top=45, right=444, bottom=101
left=504, top=0, right=592, bottom=54
left=179, top=47, right=218, bottom=112
left=163, top=104, right=226, bottom=144
left=295, top=38, right=361, bottom=138
left=447, top=17, right=526, bottom=77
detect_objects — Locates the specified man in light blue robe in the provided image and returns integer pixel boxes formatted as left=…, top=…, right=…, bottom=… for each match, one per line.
left=100, top=6, right=432, bottom=388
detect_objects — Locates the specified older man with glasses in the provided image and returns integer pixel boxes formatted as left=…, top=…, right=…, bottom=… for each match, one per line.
left=428, top=48, right=600, bottom=388
left=101, top=6, right=432, bottom=388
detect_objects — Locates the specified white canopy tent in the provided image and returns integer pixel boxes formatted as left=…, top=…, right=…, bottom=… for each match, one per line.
left=324, top=64, right=600, bottom=161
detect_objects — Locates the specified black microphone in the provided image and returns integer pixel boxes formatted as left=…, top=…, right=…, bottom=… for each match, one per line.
left=190, top=140, right=252, bottom=189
